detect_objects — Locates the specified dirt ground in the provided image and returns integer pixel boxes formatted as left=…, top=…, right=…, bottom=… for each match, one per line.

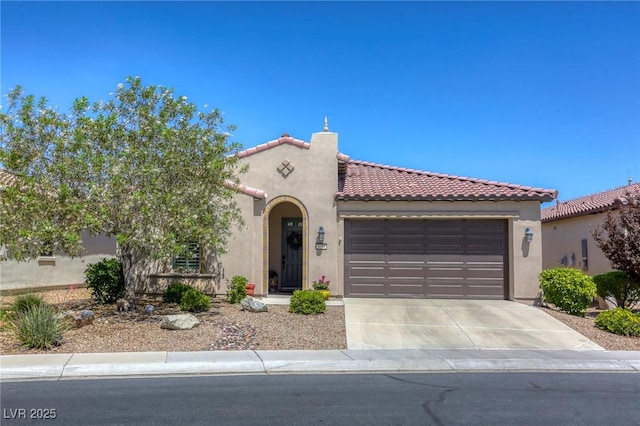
left=1, top=288, right=638, bottom=354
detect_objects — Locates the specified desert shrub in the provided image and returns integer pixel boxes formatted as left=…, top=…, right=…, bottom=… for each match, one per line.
left=594, top=308, right=640, bottom=337
left=163, top=282, right=193, bottom=304
left=179, top=288, right=211, bottom=313
left=85, top=258, right=126, bottom=304
left=10, top=304, right=69, bottom=349
left=289, top=290, right=326, bottom=315
left=539, top=268, right=596, bottom=316
left=593, top=271, right=640, bottom=309
left=227, top=275, right=248, bottom=304
left=10, top=293, right=46, bottom=314
left=0, top=308, right=9, bottom=331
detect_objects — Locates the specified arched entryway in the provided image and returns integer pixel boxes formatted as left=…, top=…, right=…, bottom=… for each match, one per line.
left=263, top=196, right=309, bottom=295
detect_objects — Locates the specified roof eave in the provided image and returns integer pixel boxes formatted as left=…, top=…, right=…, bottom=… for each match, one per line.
left=336, top=194, right=556, bottom=202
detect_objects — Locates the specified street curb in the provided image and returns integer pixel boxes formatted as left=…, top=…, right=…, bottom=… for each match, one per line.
left=1, top=349, right=639, bottom=381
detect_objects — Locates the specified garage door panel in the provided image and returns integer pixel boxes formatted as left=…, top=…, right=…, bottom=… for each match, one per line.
left=466, top=284, right=505, bottom=297
left=387, top=284, right=426, bottom=297
left=426, top=283, right=465, bottom=298
left=348, top=268, right=385, bottom=279
left=466, top=219, right=504, bottom=232
left=345, top=219, right=507, bottom=299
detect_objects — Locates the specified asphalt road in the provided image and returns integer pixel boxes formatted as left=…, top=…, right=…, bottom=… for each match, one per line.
left=1, top=373, right=639, bottom=425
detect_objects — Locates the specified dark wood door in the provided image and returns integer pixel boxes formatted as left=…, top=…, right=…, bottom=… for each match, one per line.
left=281, top=218, right=303, bottom=289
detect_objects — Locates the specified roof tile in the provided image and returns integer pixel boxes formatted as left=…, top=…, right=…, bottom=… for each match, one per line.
left=237, top=135, right=310, bottom=159
left=337, top=160, right=557, bottom=202
left=541, top=182, right=640, bottom=222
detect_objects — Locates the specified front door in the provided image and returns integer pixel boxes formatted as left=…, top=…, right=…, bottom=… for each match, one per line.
left=281, top=217, right=303, bottom=290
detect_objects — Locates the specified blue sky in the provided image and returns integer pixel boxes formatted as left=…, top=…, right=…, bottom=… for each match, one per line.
left=2, top=1, right=639, bottom=203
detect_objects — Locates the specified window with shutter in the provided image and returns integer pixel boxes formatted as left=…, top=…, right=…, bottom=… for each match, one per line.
left=172, top=242, right=202, bottom=272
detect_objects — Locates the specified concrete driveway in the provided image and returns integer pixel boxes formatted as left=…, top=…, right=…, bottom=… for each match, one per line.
left=344, top=298, right=603, bottom=351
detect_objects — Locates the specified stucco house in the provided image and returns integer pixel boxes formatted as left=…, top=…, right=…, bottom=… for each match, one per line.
left=0, top=170, right=117, bottom=295
left=2, top=124, right=558, bottom=301
left=541, top=181, right=640, bottom=275
left=188, top=123, right=556, bottom=302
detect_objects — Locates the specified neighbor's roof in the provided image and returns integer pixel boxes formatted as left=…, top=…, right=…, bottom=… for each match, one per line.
left=541, top=182, right=640, bottom=223
left=337, top=160, right=557, bottom=202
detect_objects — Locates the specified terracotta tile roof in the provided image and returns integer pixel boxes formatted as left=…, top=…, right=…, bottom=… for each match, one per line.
left=224, top=180, right=266, bottom=200
left=336, top=160, right=557, bottom=202
left=236, top=134, right=310, bottom=159
left=541, top=182, right=640, bottom=222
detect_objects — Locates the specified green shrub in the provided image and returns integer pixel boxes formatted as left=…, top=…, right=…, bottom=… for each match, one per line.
left=227, top=276, right=248, bottom=304
left=179, top=288, right=211, bottom=313
left=593, top=271, right=640, bottom=309
left=10, top=304, right=69, bottom=349
left=539, top=268, right=596, bottom=316
left=11, top=293, right=46, bottom=314
left=85, top=258, right=126, bottom=304
left=594, top=308, right=640, bottom=337
left=289, top=290, right=326, bottom=315
left=163, top=282, right=193, bottom=304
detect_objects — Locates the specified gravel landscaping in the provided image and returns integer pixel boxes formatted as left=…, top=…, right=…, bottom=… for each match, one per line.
left=1, top=288, right=638, bottom=355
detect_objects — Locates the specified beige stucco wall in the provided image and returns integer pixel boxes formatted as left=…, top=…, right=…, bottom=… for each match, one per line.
left=220, top=131, right=340, bottom=296
left=336, top=200, right=545, bottom=300
left=541, top=213, right=612, bottom=276
left=220, top=128, right=547, bottom=300
left=0, top=233, right=117, bottom=294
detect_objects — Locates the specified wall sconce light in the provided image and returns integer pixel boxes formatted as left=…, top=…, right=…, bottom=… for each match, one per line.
left=524, top=228, right=534, bottom=243
left=316, top=226, right=327, bottom=250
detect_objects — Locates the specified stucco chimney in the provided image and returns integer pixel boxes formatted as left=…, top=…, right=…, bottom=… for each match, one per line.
left=629, top=177, right=633, bottom=186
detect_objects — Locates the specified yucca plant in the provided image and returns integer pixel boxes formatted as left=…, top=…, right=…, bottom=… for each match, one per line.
left=10, top=304, right=69, bottom=349
left=11, top=293, right=46, bottom=314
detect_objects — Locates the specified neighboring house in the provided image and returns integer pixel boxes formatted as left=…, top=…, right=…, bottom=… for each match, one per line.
left=0, top=170, right=117, bottom=295
left=541, top=181, right=640, bottom=275
left=156, top=123, right=554, bottom=302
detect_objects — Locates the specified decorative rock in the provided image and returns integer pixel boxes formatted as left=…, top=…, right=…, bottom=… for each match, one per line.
left=240, top=296, right=268, bottom=313
left=144, top=304, right=155, bottom=315
left=62, top=310, right=94, bottom=328
left=116, top=298, right=130, bottom=312
left=161, top=314, right=200, bottom=330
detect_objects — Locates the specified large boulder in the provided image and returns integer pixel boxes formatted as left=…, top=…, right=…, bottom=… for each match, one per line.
left=161, top=314, right=200, bottom=330
left=240, top=296, right=268, bottom=313
left=62, top=310, right=94, bottom=328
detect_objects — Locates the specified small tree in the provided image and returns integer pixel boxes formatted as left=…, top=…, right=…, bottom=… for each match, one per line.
left=1, top=77, right=244, bottom=297
left=592, top=194, right=640, bottom=291
left=593, top=271, right=640, bottom=309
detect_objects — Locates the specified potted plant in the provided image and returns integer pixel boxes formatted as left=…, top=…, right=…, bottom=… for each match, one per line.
left=268, top=270, right=279, bottom=293
left=312, top=275, right=331, bottom=300
left=246, top=283, right=256, bottom=296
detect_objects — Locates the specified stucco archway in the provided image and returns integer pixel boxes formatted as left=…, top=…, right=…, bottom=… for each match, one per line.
left=263, top=196, right=309, bottom=295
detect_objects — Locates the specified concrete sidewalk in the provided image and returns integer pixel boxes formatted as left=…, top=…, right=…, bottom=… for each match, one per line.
left=2, top=349, right=639, bottom=381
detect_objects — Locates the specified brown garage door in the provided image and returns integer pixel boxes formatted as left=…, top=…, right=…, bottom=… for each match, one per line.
left=344, top=219, right=508, bottom=299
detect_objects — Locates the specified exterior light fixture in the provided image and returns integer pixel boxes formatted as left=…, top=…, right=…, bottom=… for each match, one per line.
left=316, top=226, right=327, bottom=250
left=524, top=228, right=534, bottom=243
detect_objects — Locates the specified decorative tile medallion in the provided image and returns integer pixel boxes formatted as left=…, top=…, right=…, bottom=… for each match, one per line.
left=277, top=159, right=295, bottom=178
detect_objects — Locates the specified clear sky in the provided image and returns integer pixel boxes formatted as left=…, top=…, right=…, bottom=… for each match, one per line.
left=2, top=1, right=639, bottom=204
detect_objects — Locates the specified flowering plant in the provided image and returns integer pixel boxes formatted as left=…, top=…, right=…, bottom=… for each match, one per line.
left=312, top=275, right=330, bottom=290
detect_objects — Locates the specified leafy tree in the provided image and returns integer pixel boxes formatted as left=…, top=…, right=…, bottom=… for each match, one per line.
left=592, top=194, right=640, bottom=287
left=0, top=77, right=244, bottom=297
